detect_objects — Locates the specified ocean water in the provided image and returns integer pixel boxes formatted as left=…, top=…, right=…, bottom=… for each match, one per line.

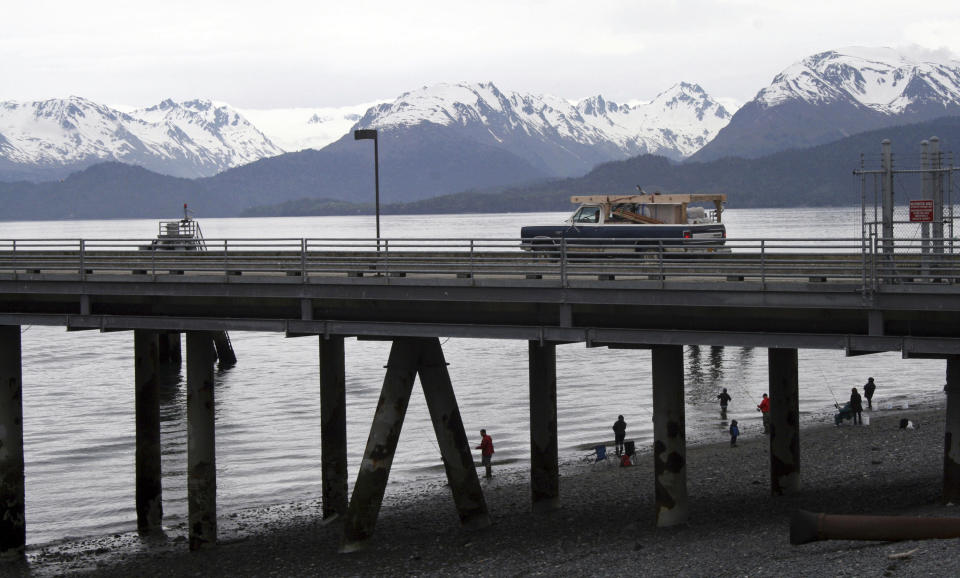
left=0, top=208, right=950, bottom=546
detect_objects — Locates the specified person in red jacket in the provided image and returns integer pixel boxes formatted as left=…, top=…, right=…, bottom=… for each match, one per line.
left=476, top=429, right=494, bottom=478
left=757, top=393, right=771, bottom=434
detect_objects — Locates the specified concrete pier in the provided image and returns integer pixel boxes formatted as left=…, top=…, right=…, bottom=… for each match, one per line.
left=134, top=330, right=163, bottom=533
left=0, top=325, right=25, bottom=556
left=158, top=332, right=182, bottom=365
left=342, top=339, right=420, bottom=552
left=529, top=341, right=560, bottom=512
left=186, top=332, right=217, bottom=550
left=419, top=338, right=490, bottom=528
left=945, top=358, right=960, bottom=503
left=652, top=345, right=687, bottom=527
left=769, top=348, right=800, bottom=495
left=320, top=336, right=348, bottom=519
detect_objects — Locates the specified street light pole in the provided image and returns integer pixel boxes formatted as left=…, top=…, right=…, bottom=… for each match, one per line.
left=353, top=129, right=380, bottom=249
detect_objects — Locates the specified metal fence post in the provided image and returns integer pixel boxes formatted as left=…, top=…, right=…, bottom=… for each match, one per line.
left=223, top=239, right=229, bottom=279
left=760, top=239, right=766, bottom=287
left=301, top=238, right=307, bottom=280
left=469, top=239, right=474, bottom=279
left=79, top=240, right=85, bottom=280
left=560, top=239, right=567, bottom=288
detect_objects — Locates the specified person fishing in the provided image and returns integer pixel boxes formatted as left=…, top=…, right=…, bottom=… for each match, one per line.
left=757, top=393, right=771, bottom=434
left=850, top=388, right=863, bottom=425
left=612, top=415, right=627, bottom=456
left=717, top=388, right=732, bottom=418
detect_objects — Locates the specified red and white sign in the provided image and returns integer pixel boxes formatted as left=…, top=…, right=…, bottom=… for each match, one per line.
left=910, top=199, right=934, bottom=222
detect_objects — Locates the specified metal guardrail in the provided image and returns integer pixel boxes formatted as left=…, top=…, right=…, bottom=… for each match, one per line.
left=0, top=237, right=958, bottom=291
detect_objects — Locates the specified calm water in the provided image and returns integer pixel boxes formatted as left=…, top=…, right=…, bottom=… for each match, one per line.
left=0, top=208, right=949, bottom=546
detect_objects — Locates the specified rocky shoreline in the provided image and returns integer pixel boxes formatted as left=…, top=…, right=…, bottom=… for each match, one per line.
left=6, top=400, right=960, bottom=577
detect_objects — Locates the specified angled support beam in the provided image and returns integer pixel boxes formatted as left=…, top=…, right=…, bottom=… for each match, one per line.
left=341, top=339, right=419, bottom=552
left=186, top=331, right=217, bottom=550
left=529, top=340, right=559, bottom=512
left=320, top=335, right=348, bottom=519
left=419, top=338, right=490, bottom=528
left=652, top=344, right=687, bottom=527
left=134, top=330, right=163, bottom=533
left=0, top=325, right=25, bottom=556
left=769, top=348, right=800, bottom=495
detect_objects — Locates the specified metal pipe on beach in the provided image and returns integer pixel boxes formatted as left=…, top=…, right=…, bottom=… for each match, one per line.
left=790, top=510, right=960, bottom=545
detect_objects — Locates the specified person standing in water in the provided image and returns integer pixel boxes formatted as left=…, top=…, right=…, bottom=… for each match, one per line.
left=717, top=388, right=732, bottom=418
left=476, top=429, right=494, bottom=478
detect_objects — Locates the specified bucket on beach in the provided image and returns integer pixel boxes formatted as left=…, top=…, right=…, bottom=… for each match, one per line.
left=862, top=414, right=870, bottom=426
left=624, top=440, right=635, bottom=456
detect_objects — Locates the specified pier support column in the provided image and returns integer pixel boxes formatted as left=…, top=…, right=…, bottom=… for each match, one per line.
left=186, top=332, right=217, bottom=550
left=529, top=341, right=559, bottom=512
left=944, top=358, right=960, bottom=503
left=419, top=338, right=490, bottom=528
left=0, top=325, right=25, bottom=556
left=342, top=339, right=419, bottom=552
left=768, top=348, right=800, bottom=495
left=652, top=345, right=687, bottom=527
left=212, top=332, right=237, bottom=367
left=320, top=336, right=348, bottom=519
left=134, top=330, right=163, bottom=533
left=158, top=332, right=182, bottom=365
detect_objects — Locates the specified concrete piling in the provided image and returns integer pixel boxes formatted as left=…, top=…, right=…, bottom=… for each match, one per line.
left=158, top=332, right=182, bottom=365
left=768, top=348, right=800, bottom=495
left=134, top=330, right=163, bottom=533
left=0, top=325, right=25, bottom=556
left=529, top=341, right=560, bottom=512
left=341, top=339, right=419, bottom=552
left=419, top=338, right=490, bottom=528
left=320, top=336, right=348, bottom=519
left=944, top=358, right=960, bottom=503
left=186, top=332, right=217, bottom=550
left=652, top=345, right=687, bottom=527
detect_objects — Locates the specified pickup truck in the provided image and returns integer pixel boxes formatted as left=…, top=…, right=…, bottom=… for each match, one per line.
left=520, top=193, right=727, bottom=255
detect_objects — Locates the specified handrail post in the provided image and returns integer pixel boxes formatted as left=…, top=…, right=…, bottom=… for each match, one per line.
left=760, top=240, right=766, bottom=287
left=223, top=239, right=229, bottom=279
left=469, top=239, right=475, bottom=278
left=11, top=240, right=16, bottom=277
left=560, top=238, right=567, bottom=287
left=658, top=241, right=664, bottom=285
left=79, top=240, right=86, bottom=280
left=383, top=239, right=389, bottom=277
left=301, top=238, right=307, bottom=281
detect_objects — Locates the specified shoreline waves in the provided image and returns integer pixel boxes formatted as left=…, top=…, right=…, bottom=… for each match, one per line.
left=9, top=396, right=960, bottom=577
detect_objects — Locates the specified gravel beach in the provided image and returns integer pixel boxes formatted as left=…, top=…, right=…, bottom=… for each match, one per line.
left=6, top=400, right=960, bottom=577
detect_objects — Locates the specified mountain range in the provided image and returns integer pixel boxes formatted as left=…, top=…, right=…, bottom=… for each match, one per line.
left=1, top=46, right=960, bottom=220
left=0, top=98, right=283, bottom=181
left=693, top=47, right=960, bottom=161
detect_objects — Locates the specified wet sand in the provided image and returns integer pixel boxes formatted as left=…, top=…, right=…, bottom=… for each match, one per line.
left=7, top=400, right=960, bottom=577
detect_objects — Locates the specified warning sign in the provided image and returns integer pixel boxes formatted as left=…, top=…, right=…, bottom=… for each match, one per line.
left=910, top=199, right=934, bottom=222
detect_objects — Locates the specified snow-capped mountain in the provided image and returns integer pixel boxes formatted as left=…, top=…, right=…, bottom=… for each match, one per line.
left=693, top=47, right=960, bottom=161
left=0, top=97, right=283, bottom=180
left=354, top=81, right=730, bottom=177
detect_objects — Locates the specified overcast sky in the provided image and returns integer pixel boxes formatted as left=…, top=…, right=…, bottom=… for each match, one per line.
left=4, top=0, right=960, bottom=110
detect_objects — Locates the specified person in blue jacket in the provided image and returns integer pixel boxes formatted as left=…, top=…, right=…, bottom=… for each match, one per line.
left=729, top=420, right=739, bottom=447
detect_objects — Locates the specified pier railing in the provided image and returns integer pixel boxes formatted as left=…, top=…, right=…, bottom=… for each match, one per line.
left=0, top=236, right=958, bottom=291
